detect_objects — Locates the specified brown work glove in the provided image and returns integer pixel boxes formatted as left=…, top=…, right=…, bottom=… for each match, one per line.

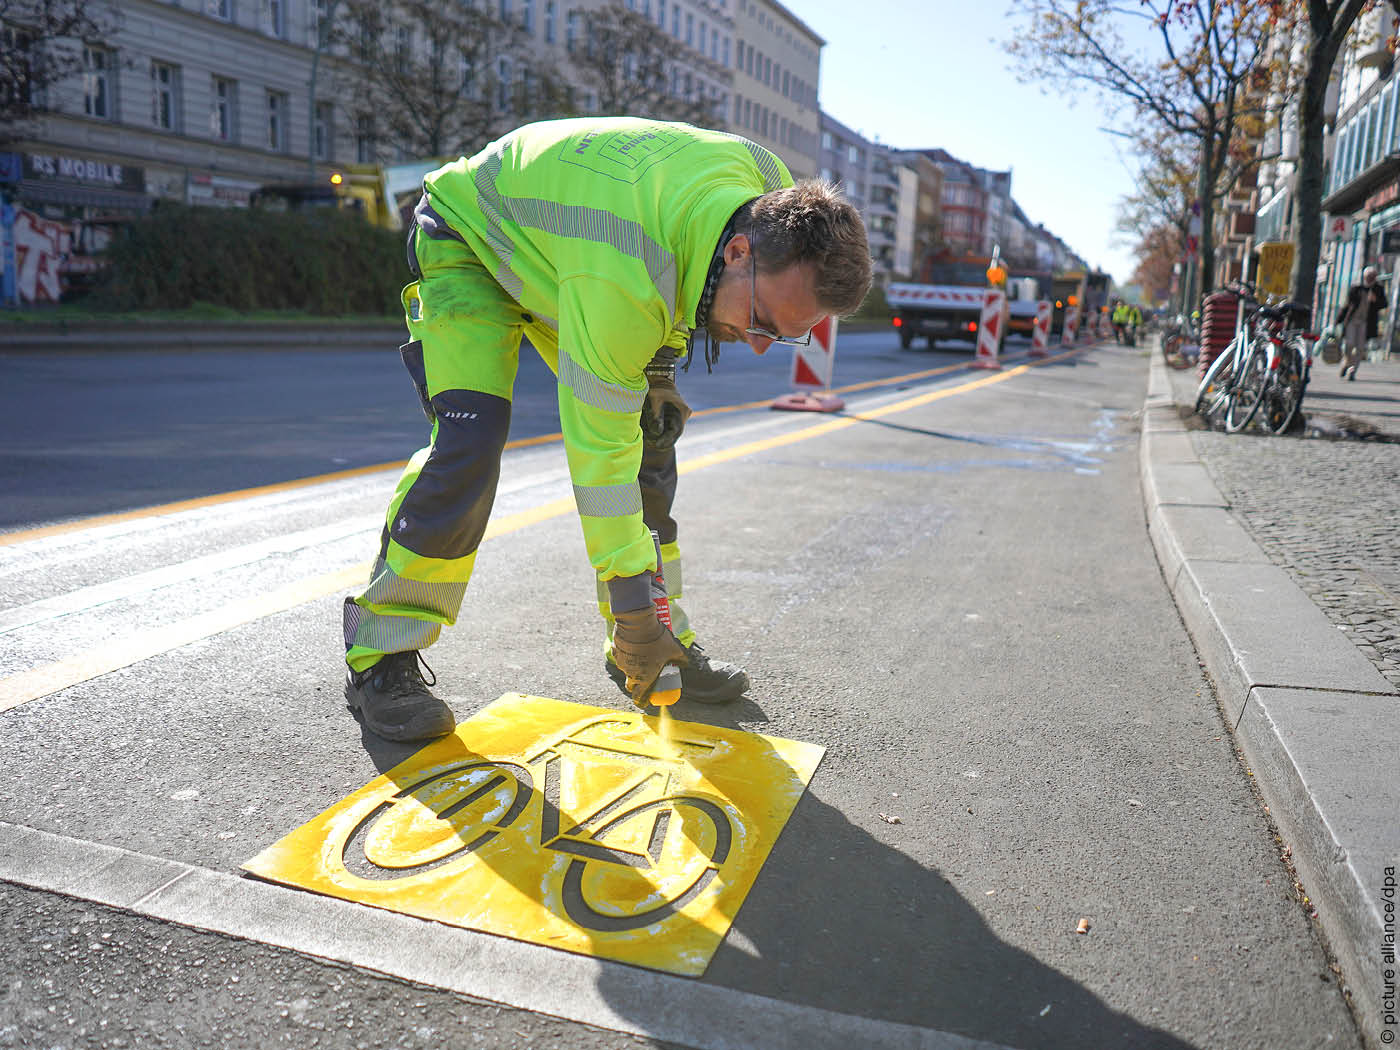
left=641, top=355, right=691, bottom=451
left=612, top=606, right=689, bottom=704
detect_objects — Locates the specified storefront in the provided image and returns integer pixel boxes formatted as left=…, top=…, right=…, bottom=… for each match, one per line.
left=10, top=150, right=150, bottom=218
left=1, top=150, right=150, bottom=305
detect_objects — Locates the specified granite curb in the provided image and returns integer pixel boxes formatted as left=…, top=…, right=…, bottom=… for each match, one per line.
left=1140, top=347, right=1400, bottom=1048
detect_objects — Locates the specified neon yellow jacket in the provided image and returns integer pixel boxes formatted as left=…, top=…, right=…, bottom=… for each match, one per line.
left=420, top=117, right=792, bottom=585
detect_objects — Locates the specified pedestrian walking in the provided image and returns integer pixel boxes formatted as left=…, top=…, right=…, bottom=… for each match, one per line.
left=1334, top=264, right=1387, bottom=381
left=340, top=116, right=873, bottom=742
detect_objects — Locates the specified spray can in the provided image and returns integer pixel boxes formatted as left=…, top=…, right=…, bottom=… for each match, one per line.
left=646, top=530, right=682, bottom=708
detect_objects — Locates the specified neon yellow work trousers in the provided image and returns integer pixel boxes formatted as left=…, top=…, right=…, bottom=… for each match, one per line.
left=344, top=229, right=693, bottom=673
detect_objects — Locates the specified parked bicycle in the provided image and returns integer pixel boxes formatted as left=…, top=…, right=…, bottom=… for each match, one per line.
left=1193, top=286, right=1314, bottom=435
left=1161, top=311, right=1199, bottom=370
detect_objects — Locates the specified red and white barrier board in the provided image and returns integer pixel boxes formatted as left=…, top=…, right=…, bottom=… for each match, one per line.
left=772, top=316, right=844, bottom=412
left=970, top=289, right=1005, bottom=371
left=1030, top=300, right=1052, bottom=357
left=1061, top=304, right=1080, bottom=346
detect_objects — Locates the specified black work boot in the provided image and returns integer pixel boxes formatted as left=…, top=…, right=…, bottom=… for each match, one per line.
left=605, top=641, right=750, bottom=704
left=345, top=651, right=455, bottom=742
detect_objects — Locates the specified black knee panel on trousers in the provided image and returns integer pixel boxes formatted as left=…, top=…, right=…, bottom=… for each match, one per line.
left=392, top=388, right=513, bottom=561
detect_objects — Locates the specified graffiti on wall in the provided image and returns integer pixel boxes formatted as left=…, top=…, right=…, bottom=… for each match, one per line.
left=12, top=208, right=72, bottom=303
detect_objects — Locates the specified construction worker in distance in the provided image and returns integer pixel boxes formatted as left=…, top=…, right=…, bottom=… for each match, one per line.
left=341, top=116, right=873, bottom=742
left=1125, top=302, right=1142, bottom=346
left=1111, top=299, right=1128, bottom=344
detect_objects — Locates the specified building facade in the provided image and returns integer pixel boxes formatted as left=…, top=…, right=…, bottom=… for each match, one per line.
left=729, top=0, right=821, bottom=179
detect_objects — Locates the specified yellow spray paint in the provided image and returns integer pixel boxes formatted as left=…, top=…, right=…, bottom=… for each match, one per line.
left=244, top=694, right=823, bottom=976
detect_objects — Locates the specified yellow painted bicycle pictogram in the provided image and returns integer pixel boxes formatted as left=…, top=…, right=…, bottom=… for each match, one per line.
left=246, top=694, right=824, bottom=975
left=337, top=715, right=735, bottom=932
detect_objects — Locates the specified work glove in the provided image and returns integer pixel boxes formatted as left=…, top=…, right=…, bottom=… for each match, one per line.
left=612, top=606, right=689, bottom=705
left=641, top=353, right=691, bottom=451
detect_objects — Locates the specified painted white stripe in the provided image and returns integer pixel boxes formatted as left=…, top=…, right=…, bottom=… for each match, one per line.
left=0, top=517, right=380, bottom=635
left=0, top=821, right=1019, bottom=1050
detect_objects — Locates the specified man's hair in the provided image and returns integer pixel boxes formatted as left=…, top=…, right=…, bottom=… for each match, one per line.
left=735, top=180, right=873, bottom=317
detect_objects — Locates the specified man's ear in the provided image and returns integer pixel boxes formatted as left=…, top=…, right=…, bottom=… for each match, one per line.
left=722, top=233, right=750, bottom=266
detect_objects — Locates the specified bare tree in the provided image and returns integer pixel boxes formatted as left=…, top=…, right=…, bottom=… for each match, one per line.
left=567, top=1, right=723, bottom=126
left=0, top=0, right=119, bottom=140
left=1010, top=0, right=1274, bottom=307
left=333, top=0, right=569, bottom=162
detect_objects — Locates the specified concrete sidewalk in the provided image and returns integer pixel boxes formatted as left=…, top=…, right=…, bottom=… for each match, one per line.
left=1140, top=346, right=1400, bottom=1047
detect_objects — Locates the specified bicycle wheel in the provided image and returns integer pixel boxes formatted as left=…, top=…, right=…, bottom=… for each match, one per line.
left=1261, top=341, right=1306, bottom=435
left=1224, top=343, right=1268, bottom=433
left=1194, top=340, right=1236, bottom=416
left=559, top=794, right=734, bottom=932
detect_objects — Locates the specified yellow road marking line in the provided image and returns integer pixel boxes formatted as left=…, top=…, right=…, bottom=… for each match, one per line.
left=0, top=352, right=1018, bottom=549
left=0, top=346, right=1085, bottom=711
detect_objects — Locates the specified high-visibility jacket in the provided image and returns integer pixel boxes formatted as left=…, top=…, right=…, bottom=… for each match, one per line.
left=419, top=117, right=793, bottom=584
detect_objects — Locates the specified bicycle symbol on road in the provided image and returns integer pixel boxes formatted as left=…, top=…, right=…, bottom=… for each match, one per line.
left=338, top=715, right=735, bottom=932
left=246, top=694, right=823, bottom=975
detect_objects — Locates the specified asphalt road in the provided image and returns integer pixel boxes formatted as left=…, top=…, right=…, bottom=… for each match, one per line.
left=0, top=336, right=1360, bottom=1049
left=0, top=328, right=983, bottom=531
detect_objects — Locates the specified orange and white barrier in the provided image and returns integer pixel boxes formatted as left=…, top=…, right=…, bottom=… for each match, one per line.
left=970, top=289, right=1005, bottom=371
left=1061, top=304, right=1080, bottom=346
left=772, top=315, right=845, bottom=412
left=1030, top=300, right=1052, bottom=358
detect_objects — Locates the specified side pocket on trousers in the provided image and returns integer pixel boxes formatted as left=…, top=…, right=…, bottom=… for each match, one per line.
left=400, top=339, right=435, bottom=423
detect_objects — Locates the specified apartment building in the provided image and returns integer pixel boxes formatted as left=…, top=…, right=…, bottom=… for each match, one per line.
left=3, top=0, right=741, bottom=225
left=729, top=0, right=821, bottom=179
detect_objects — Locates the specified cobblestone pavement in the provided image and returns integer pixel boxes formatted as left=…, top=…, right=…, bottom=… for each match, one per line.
left=1192, top=431, right=1400, bottom=687
left=1169, top=353, right=1400, bottom=689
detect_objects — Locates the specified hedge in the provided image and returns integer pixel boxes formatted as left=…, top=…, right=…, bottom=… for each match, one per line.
left=89, top=205, right=405, bottom=315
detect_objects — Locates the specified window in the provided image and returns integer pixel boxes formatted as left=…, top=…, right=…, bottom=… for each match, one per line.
left=151, top=61, right=179, bottom=131
left=657, top=0, right=665, bottom=26
left=315, top=101, right=332, bottom=159
left=685, top=12, right=693, bottom=45
left=460, top=54, right=475, bottom=95
left=499, top=0, right=511, bottom=20
left=672, top=6, right=678, bottom=37
left=723, top=38, right=729, bottom=67
left=544, top=0, right=555, bottom=43
left=848, top=144, right=860, bottom=164
left=84, top=46, right=113, bottom=119
left=210, top=0, right=233, bottom=20
left=782, top=69, right=789, bottom=97
left=566, top=10, right=578, bottom=50
left=311, top=0, right=328, bottom=41
left=267, top=89, right=288, bottom=150
left=743, top=98, right=751, bottom=127
left=821, top=130, right=831, bottom=150
left=734, top=93, right=741, bottom=122
left=264, top=0, right=285, bottom=37
left=522, top=0, right=534, bottom=32
left=395, top=24, right=410, bottom=72
left=211, top=76, right=237, bottom=141
left=355, top=115, right=375, bottom=163
left=497, top=56, right=511, bottom=110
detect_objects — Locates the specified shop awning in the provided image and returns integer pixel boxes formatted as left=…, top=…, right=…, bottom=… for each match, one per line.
left=15, top=181, right=151, bottom=212
left=1321, top=154, right=1400, bottom=216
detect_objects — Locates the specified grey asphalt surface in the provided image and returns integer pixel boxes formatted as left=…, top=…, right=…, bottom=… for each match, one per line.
left=1144, top=341, right=1400, bottom=1047
left=0, top=321, right=976, bottom=530
left=0, top=332, right=1371, bottom=1049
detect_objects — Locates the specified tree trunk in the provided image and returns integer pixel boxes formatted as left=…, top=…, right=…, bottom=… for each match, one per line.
left=1194, top=146, right=1216, bottom=309
left=1291, top=35, right=1339, bottom=316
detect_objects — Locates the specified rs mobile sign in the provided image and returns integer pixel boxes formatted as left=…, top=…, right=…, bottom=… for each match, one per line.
left=1327, top=215, right=1350, bottom=241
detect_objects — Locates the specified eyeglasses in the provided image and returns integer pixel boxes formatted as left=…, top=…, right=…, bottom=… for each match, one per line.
left=744, top=256, right=813, bottom=347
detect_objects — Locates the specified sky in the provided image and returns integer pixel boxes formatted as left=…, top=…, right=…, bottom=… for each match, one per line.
left=787, top=0, right=1142, bottom=284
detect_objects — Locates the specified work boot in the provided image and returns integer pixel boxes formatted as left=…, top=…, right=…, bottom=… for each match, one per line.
left=606, top=642, right=750, bottom=704
left=345, top=650, right=455, bottom=742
